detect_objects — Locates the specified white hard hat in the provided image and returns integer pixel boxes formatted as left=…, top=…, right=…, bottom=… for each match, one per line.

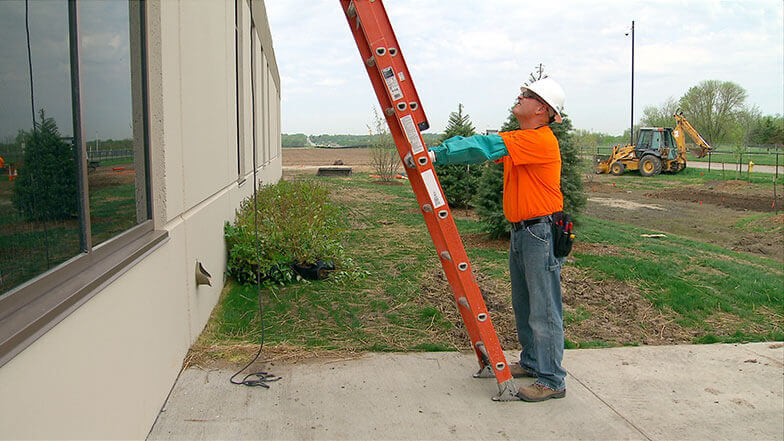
left=522, top=77, right=565, bottom=123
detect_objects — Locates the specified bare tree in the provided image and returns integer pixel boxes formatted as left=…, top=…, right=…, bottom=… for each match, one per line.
left=368, top=108, right=400, bottom=181
left=729, top=106, right=761, bottom=177
left=528, top=63, right=547, bottom=83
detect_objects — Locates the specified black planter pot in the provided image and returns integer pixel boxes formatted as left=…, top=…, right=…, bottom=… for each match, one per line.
left=291, top=259, right=335, bottom=280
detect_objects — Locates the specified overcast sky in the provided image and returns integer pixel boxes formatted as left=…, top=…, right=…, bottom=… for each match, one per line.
left=267, top=0, right=783, bottom=136
left=0, top=0, right=131, bottom=141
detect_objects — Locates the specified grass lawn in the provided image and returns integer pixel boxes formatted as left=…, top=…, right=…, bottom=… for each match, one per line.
left=196, top=172, right=783, bottom=361
left=689, top=150, right=782, bottom=167
left=92, top=157, right=134, bottom=168
left=583, top=166, right=782, bottom=189
left=670, top=167, right=781, bottom=185
left=575, top=216, right=782, bottom=343
left=594, top=145, right=783, bottom=167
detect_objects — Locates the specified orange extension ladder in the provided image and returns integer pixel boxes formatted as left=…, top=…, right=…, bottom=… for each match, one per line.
left=339, top=0, right=518, bottom=401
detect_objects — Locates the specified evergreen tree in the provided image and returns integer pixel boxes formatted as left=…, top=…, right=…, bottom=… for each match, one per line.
left=552, top=116, right=586, bottom=216
left=434, top=103, right=478, bottom=208
left=473, top=161, right=505, bottom=238
left=748, top=115, right=784, bottom=145
left=13, top=110, right=78, bottom=221
left=475, top=67, right=586, bottom=237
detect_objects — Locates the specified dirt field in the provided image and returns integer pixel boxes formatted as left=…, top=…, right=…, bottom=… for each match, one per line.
left=282, top=147, right=783, bottom=347
left=583, top=175, right=783, bottom=262
left=283, top=147, right=376, bottom=174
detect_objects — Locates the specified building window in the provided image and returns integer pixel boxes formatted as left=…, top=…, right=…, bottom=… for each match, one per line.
left=0, top=0, right=164, bottom=367
left=0, top=0, right=80, bottom=296
left=78, top=1, right=147, bottom=246
left=236, top=0, right=253, bottom=181
left=252, top=23, right=263, bottom=169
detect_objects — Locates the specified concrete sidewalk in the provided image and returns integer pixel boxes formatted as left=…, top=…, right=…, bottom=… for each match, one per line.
left=148, top=343, right=783, bottom=440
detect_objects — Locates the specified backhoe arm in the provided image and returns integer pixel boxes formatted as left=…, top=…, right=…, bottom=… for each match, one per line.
left=673, top=112, right=713, bottom=158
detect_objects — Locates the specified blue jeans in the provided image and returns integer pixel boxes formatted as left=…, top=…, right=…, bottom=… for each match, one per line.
left=509, top=222, right=566, bottom=391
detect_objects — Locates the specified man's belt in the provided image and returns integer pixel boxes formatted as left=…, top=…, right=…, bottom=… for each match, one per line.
left=510, top=215, right=552, bottom=231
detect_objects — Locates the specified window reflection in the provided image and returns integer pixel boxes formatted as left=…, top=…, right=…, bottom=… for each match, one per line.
left=0, top=1, right=80, bottom=296
left=79, top=0, right=141, bottom=246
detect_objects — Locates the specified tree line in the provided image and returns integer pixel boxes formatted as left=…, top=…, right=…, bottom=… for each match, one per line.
left=282, top=132, right=444, bottom=148
left=574, top=80, right=783, bottom=153
left=640, top=80, right=782, bottom=147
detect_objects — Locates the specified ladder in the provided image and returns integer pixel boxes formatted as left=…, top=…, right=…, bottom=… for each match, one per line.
left=339, top=0, right=518, bottom=401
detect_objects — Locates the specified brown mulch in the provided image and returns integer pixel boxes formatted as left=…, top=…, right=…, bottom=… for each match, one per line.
left=560, top=266, right=696, bottom=345
left=651, top=188, right=781, bottom=212
left=417, top=259, right=697, bottom=351
left=461, top=233, right=509, bottom=250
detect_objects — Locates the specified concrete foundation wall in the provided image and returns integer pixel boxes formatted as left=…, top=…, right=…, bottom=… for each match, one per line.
left=0, top=0, right=281, bottom=438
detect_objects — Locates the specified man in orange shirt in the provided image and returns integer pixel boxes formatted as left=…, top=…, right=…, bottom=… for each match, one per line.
left=428, top=78, right=567, bottom=402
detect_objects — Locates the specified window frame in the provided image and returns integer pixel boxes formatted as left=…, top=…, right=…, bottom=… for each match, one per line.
left=0, top=0, right=167, bottom=368
left=234, top=0, right=244, bottom=182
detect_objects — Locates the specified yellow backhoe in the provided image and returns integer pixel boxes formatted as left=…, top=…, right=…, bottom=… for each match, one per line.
left=597, top=112, right=713, bottom=176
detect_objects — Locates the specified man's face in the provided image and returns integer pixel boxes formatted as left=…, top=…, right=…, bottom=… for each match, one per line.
left=512, top=88, right=547, bottom=121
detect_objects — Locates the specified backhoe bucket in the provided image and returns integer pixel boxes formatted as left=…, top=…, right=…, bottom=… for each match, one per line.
left=595, top=155, right=610, bottom=174
left=690, top=146, right=711, bottom=158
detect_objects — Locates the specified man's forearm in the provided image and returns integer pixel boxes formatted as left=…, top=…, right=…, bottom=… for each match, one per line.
left=429, top=135, right=508, bottom=165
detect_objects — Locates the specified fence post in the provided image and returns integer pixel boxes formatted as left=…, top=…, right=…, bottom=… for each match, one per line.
left=708, top=151, right=711, bottom=172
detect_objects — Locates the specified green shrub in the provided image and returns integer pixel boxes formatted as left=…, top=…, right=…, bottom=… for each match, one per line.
left=225, top=180, right=345, bottom=285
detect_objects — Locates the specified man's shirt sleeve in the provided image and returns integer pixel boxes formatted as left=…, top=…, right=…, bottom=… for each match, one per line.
left=428, top=135, right=507, bottom=165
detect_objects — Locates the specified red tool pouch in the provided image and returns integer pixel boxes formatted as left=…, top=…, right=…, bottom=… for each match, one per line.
left=551, top=211, right=574, bottom=258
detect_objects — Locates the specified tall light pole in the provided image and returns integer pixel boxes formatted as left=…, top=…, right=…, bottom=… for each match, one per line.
left=627, top=20, right=635, bottom=145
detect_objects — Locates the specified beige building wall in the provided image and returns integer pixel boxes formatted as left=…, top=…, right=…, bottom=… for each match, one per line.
left=0, top=0, right=281, bottom=439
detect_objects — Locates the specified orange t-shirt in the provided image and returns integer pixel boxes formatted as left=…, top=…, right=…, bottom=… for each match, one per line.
left=498, top=127, right=563, bottom=222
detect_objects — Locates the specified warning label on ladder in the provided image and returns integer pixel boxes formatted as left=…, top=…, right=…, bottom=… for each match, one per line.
left=421, top=169, right=446, bottom=208
left=400, top=115, right=425, bottom=154
left=382, top=67, right=404, bottom=101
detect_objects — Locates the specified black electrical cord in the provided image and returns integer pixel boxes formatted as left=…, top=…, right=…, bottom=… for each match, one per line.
left=229, top=0, right=279, bottom=388
left=228, top=279, right=279, bottom=387
left=25, top=0, right=36, bottom=128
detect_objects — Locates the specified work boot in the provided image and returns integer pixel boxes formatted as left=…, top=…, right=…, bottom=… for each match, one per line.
left=509, top=363, right=537, bottom=378
left=517, top=383, right=566, bottom=402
